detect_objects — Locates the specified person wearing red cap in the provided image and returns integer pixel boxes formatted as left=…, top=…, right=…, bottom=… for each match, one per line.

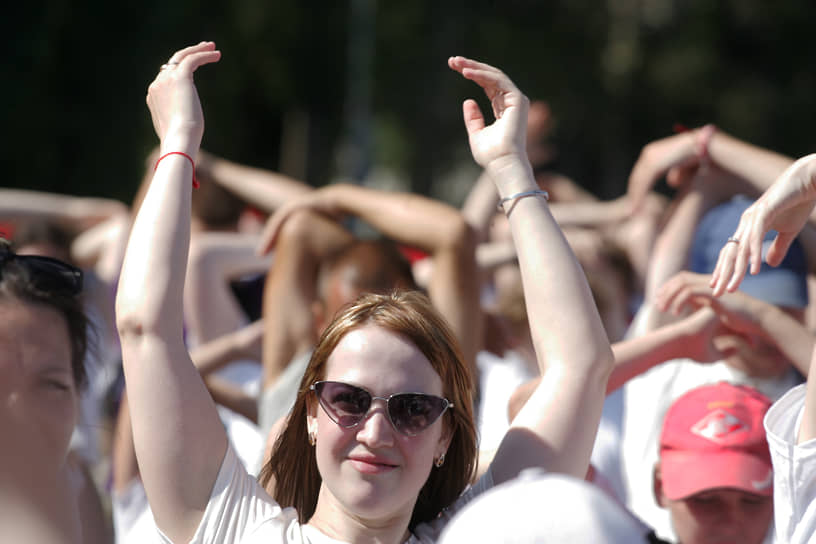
left=653, top=382, right=774, bottom=544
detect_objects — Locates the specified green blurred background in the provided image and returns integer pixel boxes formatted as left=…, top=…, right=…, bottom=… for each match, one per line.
left=3, top=0, right=816, bottom=204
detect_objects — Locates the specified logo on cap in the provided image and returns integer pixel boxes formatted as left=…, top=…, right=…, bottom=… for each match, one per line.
left=690, top=409, right=748, bottom=444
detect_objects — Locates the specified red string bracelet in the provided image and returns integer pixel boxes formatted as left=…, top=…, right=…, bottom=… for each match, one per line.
left=154, top=151, right=200, bottom=189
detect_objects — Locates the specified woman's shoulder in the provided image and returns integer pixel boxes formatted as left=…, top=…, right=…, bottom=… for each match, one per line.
left=180, top=445, right=304, bottom=544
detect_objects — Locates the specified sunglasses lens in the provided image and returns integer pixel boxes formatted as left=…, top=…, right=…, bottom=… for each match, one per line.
left=1, top=252, right=83, bottom=296
left=316, top=381, right=371, bottom=428
left=26, top=257, right=83, bottom=295
left=389, top=393, right=448, bottom=435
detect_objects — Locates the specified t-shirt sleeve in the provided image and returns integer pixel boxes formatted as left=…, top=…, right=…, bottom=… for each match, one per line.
left=156, top=445, right=300, bottom=544
left=410, top=468, right=495, bottom=542
left=764, top=383, right=816, bottom=544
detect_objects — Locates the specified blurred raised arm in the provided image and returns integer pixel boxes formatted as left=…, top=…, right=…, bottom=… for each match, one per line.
left=627, top=126, right=795, bottom=214
left=449, top=56, right=613, bottom=484
left=196, top=150, right=312, bottom=214
left=259, top=183, right=482, bottom=378
left=114, top=42, right=225, bottom=543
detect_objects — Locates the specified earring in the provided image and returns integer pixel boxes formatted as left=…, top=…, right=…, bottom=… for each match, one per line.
left=435, top=452, right=446, bottom=468
left=308, top=431, right=316, bottom=446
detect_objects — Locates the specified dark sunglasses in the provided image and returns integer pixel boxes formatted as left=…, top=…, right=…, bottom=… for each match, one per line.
left=0, top=247, right=83, bottom=296
left=311, top=380, right=453, bottom=436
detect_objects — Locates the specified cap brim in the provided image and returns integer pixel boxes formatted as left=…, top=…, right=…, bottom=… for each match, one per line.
left=661, top=450, right=773, bottom=500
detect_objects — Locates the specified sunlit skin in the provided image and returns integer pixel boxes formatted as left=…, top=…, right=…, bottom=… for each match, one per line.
left=719, top=307, right=805, bottom=379
left=0, top=300, right=77, bottom=470
left=655, top=471, right=773, bottom=544
left=307, top=324, right=451, bottom=540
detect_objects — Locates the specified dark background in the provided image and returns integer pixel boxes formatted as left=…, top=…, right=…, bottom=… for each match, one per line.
left=3, top=0, right=816, bottom=204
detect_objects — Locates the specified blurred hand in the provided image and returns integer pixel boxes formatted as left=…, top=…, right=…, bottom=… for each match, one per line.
left=711, top=153, right=816, bottom=296
left=626, top=131, right=700, bottom=214
left=255, top=186, right=341, bottom=255
left=657, top=271, right=767, bottom=340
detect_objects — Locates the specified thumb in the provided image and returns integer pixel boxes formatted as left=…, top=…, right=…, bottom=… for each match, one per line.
left=462, top=99, right=485, bottom=137
left=766, top=232, right=795, bottom=267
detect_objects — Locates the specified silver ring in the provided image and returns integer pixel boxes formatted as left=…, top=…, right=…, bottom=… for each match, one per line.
left=726, top=236, right=740, bottom=245
left=160, top=61, right=179, bottom=71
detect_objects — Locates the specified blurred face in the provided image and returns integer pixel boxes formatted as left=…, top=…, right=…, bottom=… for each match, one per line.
left=308, top=324, right=451, bottom=525
left=656, top=473, right=773, bottom=544
left=0, top=301, right=77, bottom=468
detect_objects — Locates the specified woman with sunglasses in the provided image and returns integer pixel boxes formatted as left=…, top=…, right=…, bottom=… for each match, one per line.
left=0, top=239, right=92, bottom=541
left=116, top=42, right=613, bottom=543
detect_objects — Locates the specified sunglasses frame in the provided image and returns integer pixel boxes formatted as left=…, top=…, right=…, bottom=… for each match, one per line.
left=310, top=380, right=454, bottom=437
left=0, top=248, right=83, bottom=296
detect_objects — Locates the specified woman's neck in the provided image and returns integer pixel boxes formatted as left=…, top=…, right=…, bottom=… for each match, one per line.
left=308, top=486, right=413, bottom=544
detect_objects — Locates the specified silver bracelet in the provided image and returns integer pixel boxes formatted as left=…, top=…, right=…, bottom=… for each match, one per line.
left=497, top=189, right=550, bottom=212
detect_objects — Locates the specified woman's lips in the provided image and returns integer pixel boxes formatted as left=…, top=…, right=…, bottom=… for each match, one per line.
left=349, top=457, right=398, bottom=474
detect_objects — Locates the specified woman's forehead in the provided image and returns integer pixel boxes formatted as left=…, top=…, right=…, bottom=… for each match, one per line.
left=324, top=325, right=443, bottom=395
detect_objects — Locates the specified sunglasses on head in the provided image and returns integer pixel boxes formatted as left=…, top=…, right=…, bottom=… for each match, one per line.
left=0, top=246, right=83, bottom=296
left=311, top=380, right=453, bottom=436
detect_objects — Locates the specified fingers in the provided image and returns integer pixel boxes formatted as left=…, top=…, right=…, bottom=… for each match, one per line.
left=255, top=212, right=285, bottom=256
left=656, top=272, right=711, bottom=315
left=462, top=99, right=485, bottom=137
left=167, top=41, right=217, bottom=65
left=767, top=232, right=795, bottom=267
left=710, top=241, right=739, bottom=296
left=177, top=49, right=222, bottom=76
left=448, top=56, right=501, bottom=75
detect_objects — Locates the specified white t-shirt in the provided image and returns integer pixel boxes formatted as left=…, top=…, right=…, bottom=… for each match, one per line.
left=764, top=383, right=816, bottom=544
left=157, top=446, right=494, bottom=544
left=475, top=350, right=538, bottom=451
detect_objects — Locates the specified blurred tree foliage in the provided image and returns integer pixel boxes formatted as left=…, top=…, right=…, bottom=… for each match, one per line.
left=2, top=0, right=815, bottom=203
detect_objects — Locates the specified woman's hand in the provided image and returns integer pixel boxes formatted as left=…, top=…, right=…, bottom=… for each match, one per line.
left=626, top=131, right=704, bottom=214
left=448, top=57, right=529, bottom=173
left=711, top=154, right=816, bottom=296
left=146, top=42, right=221, bottom=154
left=255, top=186, right=342, bottom=255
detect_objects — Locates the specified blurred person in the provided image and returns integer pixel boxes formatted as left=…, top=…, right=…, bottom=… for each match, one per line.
left=709, top=151, right=816, bottom=543
left=0, top=239, right=110, bottom=543
left=621, top=195, right=808, bottom=538
left=653, top=383, right=775, bottom=544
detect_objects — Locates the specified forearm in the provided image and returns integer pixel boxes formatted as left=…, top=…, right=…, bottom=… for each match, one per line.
left=607, top=321, right=693, bottom=393
left=548, top=198, right=629, bottom=228
left=0, top=189, right=127, bottom=227
left=261, top=210, right=353, bottom=387
left=118, top=155, right=192, bottom=334
left=205, top=154, right=311, bottom=213
left=646, top=190, right=707, bottom=298
left=799, top=347, right=816, bottom=443
left=325, top=183, right=470, bottom=252
left=708, top=130, right=794, bottom=191
left=461, top=171, right=500, bottom=240
left=476, top=240, right=517, bottom=271
left=191, top=320, right=262, bottom=376
left=758, top=305, right=814, bottom=377
left=203, top=376, right=258, bottom=423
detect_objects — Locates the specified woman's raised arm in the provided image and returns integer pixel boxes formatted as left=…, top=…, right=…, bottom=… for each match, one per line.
left=449, top=56, right=614, bottom=484
left=114, top=42, right=226, bottom=543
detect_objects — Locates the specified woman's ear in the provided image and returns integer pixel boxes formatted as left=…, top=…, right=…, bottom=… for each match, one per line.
left=436, top=421, right=454, bottom=459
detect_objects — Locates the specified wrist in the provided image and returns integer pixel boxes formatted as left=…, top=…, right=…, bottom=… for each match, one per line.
left=694, top=124, right=717, bottom=164
left=484, top=154, right=537, bottom=197
left=160, top=129, right=200, bottom=158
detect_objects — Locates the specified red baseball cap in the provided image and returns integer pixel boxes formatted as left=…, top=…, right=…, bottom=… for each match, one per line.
left=659, top=382, right=773, bottom=500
